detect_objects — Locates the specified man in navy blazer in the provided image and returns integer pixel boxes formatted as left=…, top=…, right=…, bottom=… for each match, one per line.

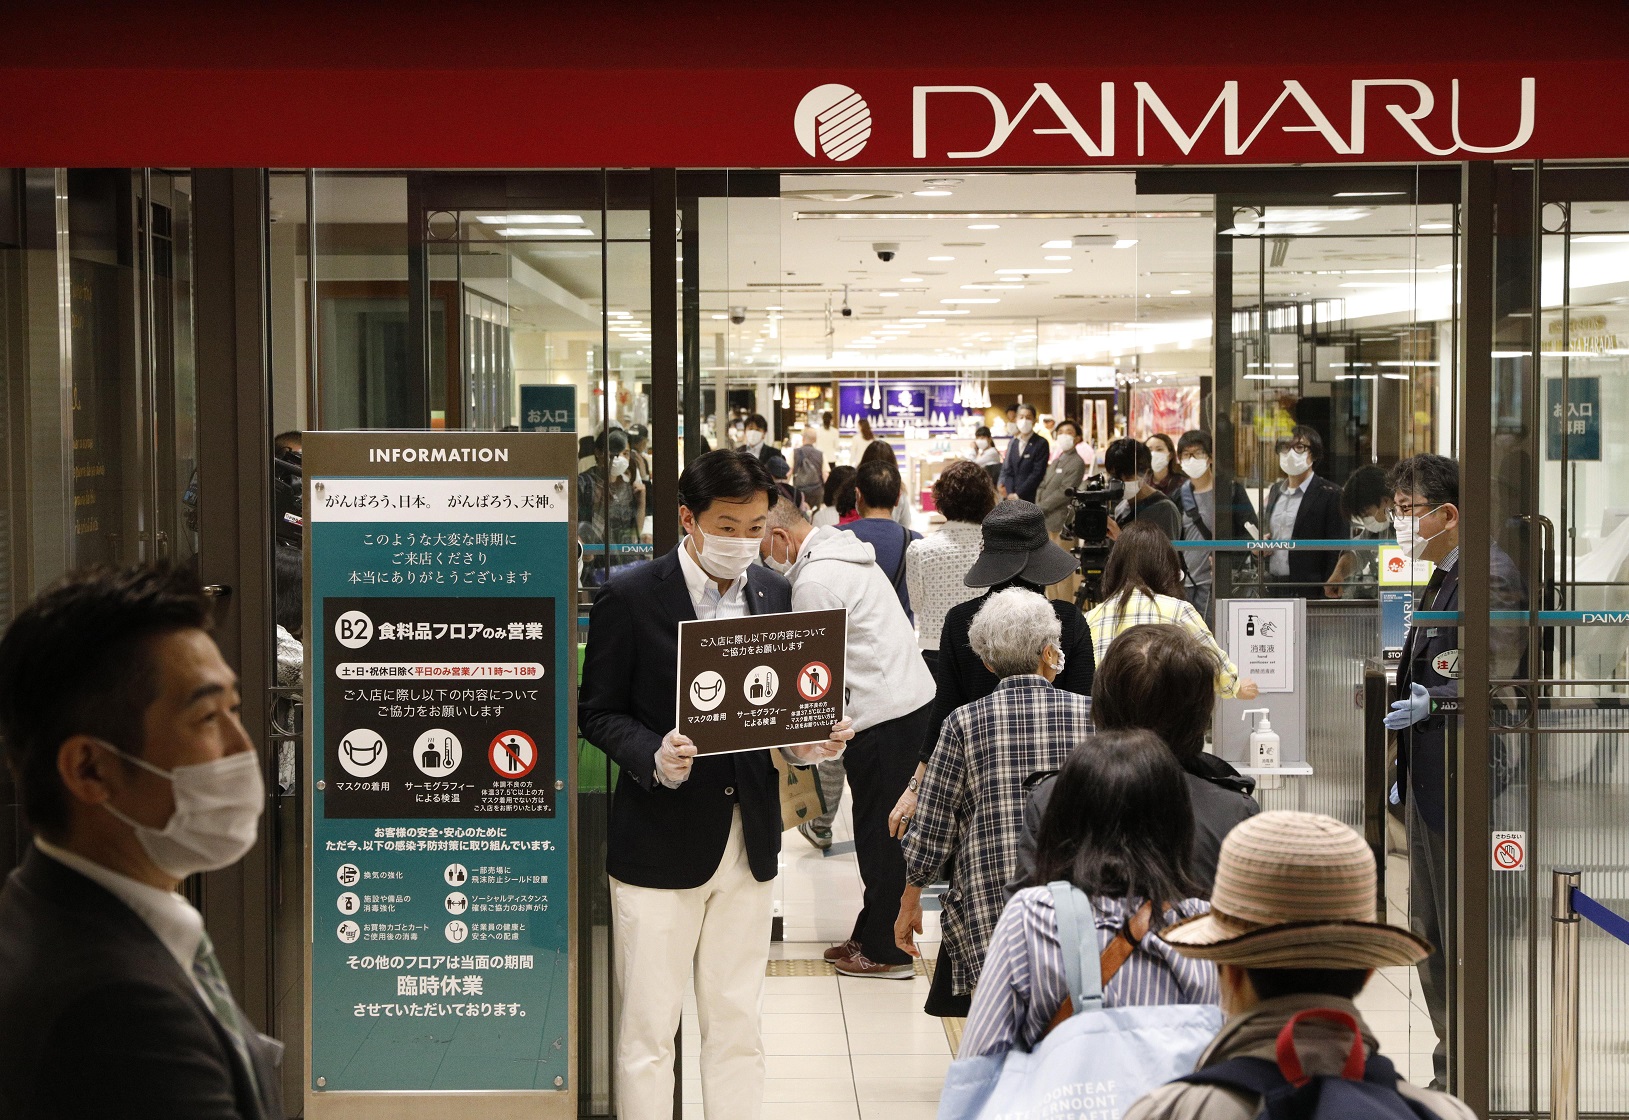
left=997, top=402, right=1050, bottom=503
left=579, top=449, right=849, bottom=1120
left=1383, top=453, right=1525, bottom=1087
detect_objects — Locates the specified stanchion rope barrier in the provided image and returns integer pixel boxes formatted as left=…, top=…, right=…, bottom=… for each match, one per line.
left=1572, top=887, right=1629, bottom=947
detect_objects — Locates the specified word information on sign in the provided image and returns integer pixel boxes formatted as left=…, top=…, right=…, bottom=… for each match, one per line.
left=1225, top=600, right=1295, bottom=694
left=676, top=608, right=848, bottom=754
left=1492, top=830, right=1527, bottom=872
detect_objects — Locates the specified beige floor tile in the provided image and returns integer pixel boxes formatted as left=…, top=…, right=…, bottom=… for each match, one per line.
left=763, top=1102, right=861, bottom=1120
left=761, top=1011, right=850, bottom=1035
left=853, top=1075, right=947, bottom=1103
left=842, top=1011, right=952, bottom=1036
left=845, top=1031, right=953, bottom=1056
left=765, top=993, right=844, bottom=1015
left=764, top=1032, right=851, bottom=1055
left=860, top=1103, right=940, bottom=1120
left=764, top=1055, right=856, bottom=1080
left=762, top=1077, right=860, bottom=1103
left=849, top=1053, right=951, bottom=1079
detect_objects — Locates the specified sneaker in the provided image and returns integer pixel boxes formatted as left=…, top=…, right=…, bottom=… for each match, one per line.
left=822, top=939, right=861, bottom=963
left=833, top=953, right=915, bottom=980
left=797, top=821, right=833, bottom=851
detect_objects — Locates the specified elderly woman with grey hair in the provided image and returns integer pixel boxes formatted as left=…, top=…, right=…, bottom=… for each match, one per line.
left=895, top=588, right=1095, bottom=1000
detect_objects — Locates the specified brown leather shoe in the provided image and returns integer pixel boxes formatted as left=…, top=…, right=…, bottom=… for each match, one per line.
left=822, top=939, right=861, bottom=963
left=833, top=952, right=915, bottom=979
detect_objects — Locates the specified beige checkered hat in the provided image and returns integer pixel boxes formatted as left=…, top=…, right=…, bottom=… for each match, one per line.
left=1160, top=810, right=1431, bottom=969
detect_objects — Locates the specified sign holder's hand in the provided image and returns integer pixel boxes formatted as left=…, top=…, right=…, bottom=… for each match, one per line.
left=655, top=729, right=697, bottom=787
left=1384, top=682, right=1432, bottom=730
left=782, top=718, right=853, bottom=765
left=895, top=886, right=925, bottom=958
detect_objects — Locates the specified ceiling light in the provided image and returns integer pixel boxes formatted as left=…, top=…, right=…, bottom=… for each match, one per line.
left=1114, top=239, right=1139, bottom=249
left=931, top=308, right=971, bottom=314
left=913, top=189, right=953, bottom=197
left=1338, top=281, right=1410, bottom=288
left=711, top=313, right=726, bottom=320
left=477, top=214, right=584, bottom=225
left=1041, top=239, right=1073, bottom=249
left=497, top=227, right=592, bottom=236
left=928, top=255, right=955, bottom=261
left=1334, top=191, right=1407, bottom=197
left=1170, top=289, right=1192, bottom=295
left=880, top=291, right=900, bottom=297
left=943, top=297, right=1000, bottom=304
left=995, top=267, right=1071, bottom=275
left=1419, top=222, right=1453, bottom=231
left=968, top=223, right=1000, bottom=230
left=765, top=305, right=783, bottom=311
left=899, top=276, right=923, bottom=283
left=1044, top=254, right=1072, bottom=261
left=962, top=283, right=1024, bottom=290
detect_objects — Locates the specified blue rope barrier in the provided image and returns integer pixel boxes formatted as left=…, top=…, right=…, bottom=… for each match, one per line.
left=1573, top=888, right=1629, bottom=947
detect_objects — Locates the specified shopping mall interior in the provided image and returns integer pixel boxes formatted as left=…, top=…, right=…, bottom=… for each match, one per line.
left=5, top=155, right=1629, bottom=1119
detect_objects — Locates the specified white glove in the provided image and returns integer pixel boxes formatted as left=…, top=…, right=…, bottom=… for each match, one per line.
left=655, top=729, right=697, bottom=788
left=782, top=719, right=854, bottom=766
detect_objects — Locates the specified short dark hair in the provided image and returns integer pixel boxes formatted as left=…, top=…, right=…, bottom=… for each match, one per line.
left=933, top=460, right=998, bottom=524
left=1281, top=424, right=1325, bottom=464
left=627, top=423, right=649, bottom=448
left=0, top=565, right=213, bottom=836
left=274, top=431, right=302, bottom=452
left=975, top=425, right=992, bottom=440
left=1054, top=419, right=1082, bottom=439
left=1245, top=967, right=1370, bottom=1001
left=676, top=448, right=779, bottom=515
left=1005, top=405, right=1018, bottom=416
left=1101, top=520, right=1185, bottom=608
left=1103, top=437, right=1152, bottom=480
left=856, top=461, right=902, bottom=510
left=1176, top=429, right=1212, bottom=458
left=596, top=428, right=628, bottom=457
left=835, top=474, right=860, bottom=517
left=1015, top=403, right=1038, bottom=420
left=744, top=414, right=769, bottom=432
left=1033, top=728, right=1199, bottom=912
left=822, top=465, right=856, bottom=509
left=1092, top=623, right=1219, bottom=761
left=273, top=544, right=303, bottom=635
left=1386, top=453, right=1458, bottom=508
left=1341, top=465, right=1392, bottom=520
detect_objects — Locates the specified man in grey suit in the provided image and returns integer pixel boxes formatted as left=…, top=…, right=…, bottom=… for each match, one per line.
left=0, top=565, right=282, bottom=1119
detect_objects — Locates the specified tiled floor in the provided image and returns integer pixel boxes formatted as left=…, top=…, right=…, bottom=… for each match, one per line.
left=679, top=803, right=1441, bottom=1119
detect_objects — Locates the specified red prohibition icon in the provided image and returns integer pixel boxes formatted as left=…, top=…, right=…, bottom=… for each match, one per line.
left=488, top=730, right=538, bottom=779
left=1493, top=837, right=1524, bottom=871
left=797, top=661, right=833, bottom=701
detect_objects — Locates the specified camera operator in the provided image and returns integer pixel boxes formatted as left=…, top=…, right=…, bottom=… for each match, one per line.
left=1100, top=438, right=1182, bottom=543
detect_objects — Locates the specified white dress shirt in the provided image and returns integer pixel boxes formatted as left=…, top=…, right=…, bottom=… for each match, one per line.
left=678, top=538, right=750, bottom=620
left=1268, top=474, right=1312, bottom=577
left=33, top=837, right=208, bottom=989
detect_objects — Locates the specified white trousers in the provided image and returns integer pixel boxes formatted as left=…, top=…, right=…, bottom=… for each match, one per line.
left=611, top=809, right=773, bottom=1120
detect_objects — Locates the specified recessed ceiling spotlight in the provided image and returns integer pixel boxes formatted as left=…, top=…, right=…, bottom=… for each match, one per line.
left=913, top=189, right=953, bottom=197
left=765, top=305, right=783, bottom=311
left=1170, top=289, right=1192, bottom=295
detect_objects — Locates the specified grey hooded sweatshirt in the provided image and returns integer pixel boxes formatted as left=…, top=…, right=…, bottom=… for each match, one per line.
left=788, top=526, right=936, bottom=733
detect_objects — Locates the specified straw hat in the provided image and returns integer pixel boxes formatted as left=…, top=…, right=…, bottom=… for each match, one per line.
left=1160, top=811, right=1431, bottom=969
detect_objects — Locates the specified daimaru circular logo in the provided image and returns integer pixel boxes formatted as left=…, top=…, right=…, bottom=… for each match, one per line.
left=795, top=84, right=871, bottom=162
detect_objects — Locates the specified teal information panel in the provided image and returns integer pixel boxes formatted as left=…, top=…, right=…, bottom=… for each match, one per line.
left=306, top=438, right=572, bottom=1096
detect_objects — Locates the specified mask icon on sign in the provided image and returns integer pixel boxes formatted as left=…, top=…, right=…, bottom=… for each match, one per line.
left=693, top=678, right=723, bottom=703
left=343, top=736, right=383, bottom=766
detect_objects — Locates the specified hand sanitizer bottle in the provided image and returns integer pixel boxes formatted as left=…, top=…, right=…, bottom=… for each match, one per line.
left=1241, top=708, right=1280, bottom=770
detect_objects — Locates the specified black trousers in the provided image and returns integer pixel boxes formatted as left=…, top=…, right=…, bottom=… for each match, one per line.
left=1409, top=804, right=1448, bottom=1085
left=845, top=702, right=933, bottom=965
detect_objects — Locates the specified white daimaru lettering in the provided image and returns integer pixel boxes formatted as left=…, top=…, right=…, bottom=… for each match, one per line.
left=901, top=77, right=1536, bottom=161
left=912, top=83, right=1113, bottom=159
left=367, top=447, right=510, bottom=463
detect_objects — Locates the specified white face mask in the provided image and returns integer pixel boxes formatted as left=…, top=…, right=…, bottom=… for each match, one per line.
left=975, top=438, right=991, bottom=450
left=97, top=742, right=264, bottom=880
left=1360, top=513, right=1390, bottom=533
left=1393, top=508, right=1444, bottom=560
left=1149, top=450, right=1171, bottom=474
left=609, top=454, right=629, bottom=478
left=1181, top=456, right=1210, bottom=480
left=762, top=530, right=798, bottom=576
left=1280, top=449, right=1312, bottom=476
left=1046, top=645, right=1065, bottom=676
left=1055, top=434, right=1075, bottom=452
left=1016, top=417, right=1034, bottom=435
left=744, top=429, right=764, bottom=448
left=690, top=528, right=762, bottom=580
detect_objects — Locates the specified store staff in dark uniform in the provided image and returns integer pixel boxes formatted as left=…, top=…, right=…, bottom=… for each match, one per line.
left=0, top=565, right=282, bottom=1120
left=579, top=449, right=850, bottom=1120
left=997, top=403, right=1050, bottom=503
left=1260, top=424, right=1348, bottom=597
left=740, top=413, right=786, bottom=472
left=1383, top=453, right=1525, bottom=1088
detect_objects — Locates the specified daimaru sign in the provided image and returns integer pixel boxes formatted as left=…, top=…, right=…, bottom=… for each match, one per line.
left=801, top=76, right=1537, bottom=164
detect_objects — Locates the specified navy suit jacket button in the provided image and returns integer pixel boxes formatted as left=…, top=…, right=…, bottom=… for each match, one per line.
left=724, top=786, right=735, bottom=797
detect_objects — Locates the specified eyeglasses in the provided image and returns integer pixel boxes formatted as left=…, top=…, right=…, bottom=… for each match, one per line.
left=1390, top=503, right=1442, bottom=524
left=1274, top=440, right=1313, bottom=455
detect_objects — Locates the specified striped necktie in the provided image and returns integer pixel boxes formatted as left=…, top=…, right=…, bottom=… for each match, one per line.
left=192, top=932, right=261, bottom=1101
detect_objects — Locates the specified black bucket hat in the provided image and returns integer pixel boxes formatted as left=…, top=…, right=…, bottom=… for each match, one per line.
left=963, top=500, right=1077, bottom=588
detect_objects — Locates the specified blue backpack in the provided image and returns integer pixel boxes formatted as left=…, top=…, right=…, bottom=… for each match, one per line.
left=1179, top=1007, right=1442, bottom=1119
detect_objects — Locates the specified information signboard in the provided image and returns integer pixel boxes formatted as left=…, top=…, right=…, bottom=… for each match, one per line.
left=520, top=385, right=577, bottom=434
left=1547, top=375, right=1601, bottom=462
left=304, top=432, right=576, bottom=1119
left=1225, top=599, right=1295, bottom=694
left=676, top=608, right=847, bottom=754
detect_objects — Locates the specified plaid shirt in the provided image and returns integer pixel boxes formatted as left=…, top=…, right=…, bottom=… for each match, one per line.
left=903, top=675, right=1093, bottom=995
left=1086, top=590, right=1242, bottom=698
